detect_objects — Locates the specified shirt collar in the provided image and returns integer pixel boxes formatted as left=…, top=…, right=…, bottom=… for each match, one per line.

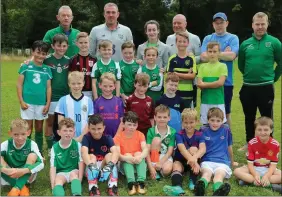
left=12, top=139, right=26, bottom=150
left=59, top=24, right=72, bottom=33
left=104, top=22, right=120, bottom=31
left=144, top=40, right=161, bottom=47
left=101, top=58, right=112, bottom=65
left=155, top=125, right=171, bottom=138
left=252, top=32, right=268, bottom=40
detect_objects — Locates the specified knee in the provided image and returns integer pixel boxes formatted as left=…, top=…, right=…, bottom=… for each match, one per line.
left=151, top=137, right=161, bottom=150
left=89, top=154, right=97, bottom=163
left=233, top=168, right=241, bottom=177
left=26, top=153, right=37, bottom=164
left=162, top=163, right=173, bottom=176
left=69, top=170, right=79, bottom=180
left=105, top=153, right=112, bottom=161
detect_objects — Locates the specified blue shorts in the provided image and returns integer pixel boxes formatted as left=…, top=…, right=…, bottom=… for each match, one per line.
left=224, top=86, right=233, bottom=114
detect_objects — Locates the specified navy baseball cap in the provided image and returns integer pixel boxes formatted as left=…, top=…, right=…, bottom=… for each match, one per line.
left=213, top=12, right=227, bottom=21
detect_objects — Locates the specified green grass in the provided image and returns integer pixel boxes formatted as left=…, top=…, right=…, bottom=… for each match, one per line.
left=1, top=60, right=281, bottom=196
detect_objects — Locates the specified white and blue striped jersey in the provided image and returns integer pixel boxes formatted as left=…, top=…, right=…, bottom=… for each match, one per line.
left=55, top=94, right=94, bottom=137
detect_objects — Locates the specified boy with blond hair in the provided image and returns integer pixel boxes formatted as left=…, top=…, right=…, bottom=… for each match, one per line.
left=55, top=71, right=94, bottom=142
left=1, top=118, right=44, bottom=196
left=166, top=31, right=197, bottom=108
left=234, top=117, right=281, bottom=191
left=163, top=108, right=206, bottom=196
left=50, top=118, right=83, bottom=196
left=91, top=40, right=121, bottom=100
left=147, top=105, right=176, bottom=181
left=197, top=42, right=227, bottom=125
left=94, top=72, right=124, bottom=137
left=69, top=32, right=97, bottom=99
left=125, top=73, right=154, bottom=136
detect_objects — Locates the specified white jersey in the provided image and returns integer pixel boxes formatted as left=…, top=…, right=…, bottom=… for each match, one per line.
left=55, top=94, right=94, bottom=137
left=166, top=30, right=201, bottom=64
left=89, top=23, right=133, bottom=62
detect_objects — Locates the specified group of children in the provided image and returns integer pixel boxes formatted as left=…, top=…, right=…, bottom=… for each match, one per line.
left=1, top=30, right=281, bottom=196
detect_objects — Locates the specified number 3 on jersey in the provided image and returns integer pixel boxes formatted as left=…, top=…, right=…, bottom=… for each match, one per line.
left=75, top=114, right=81, bottom=122
left=33, top=73, right=41, bottom=84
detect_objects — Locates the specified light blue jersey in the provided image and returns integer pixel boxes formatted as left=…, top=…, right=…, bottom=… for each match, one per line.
left=201, top=33, right=239, bottom=86
left=55, top=94, right=94, bottom=137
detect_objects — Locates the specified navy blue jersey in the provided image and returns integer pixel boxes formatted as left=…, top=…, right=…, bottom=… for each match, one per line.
left=174, top=129, right=205, bottom=160
left=200, top=125, right=233, bottom=166
left=81, top=133, right=114, bottom=161
left=156, top=94, right=185, bottom=113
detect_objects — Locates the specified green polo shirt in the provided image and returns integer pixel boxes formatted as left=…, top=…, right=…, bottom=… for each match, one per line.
left=43, top=25, right=80, bottom=58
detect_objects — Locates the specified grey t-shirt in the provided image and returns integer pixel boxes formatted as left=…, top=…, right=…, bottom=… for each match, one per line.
left=89, top=23, right=133, bottom=62
left=166, top=31, right=201, bottom=64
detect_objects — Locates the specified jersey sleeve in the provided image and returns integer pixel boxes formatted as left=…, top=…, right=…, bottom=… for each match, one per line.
left=29, top=141, right=44, bottom=174
left=87, top=98, right=94, bottom=116
left=118, top=98, right=124, bottom=118
left=169, top=130, right=176, bottom=147
left=126, top=27, right=133, bottom=42
left=107, top=136, right=115, bottom=149
left=149, top=99, right=155, bottom=119
left=146, top=128, right=154, bottom=144
left=69, top=57, right=79, bottom=71
left=197, top=64, right=204, bottom=79
left=136, top=45, right=143, bottom=60
left=180, top=97, right=185, bottom=113
left=50, top=146, right=56, bottom=167
left=201, top=35, right=210, bottom=53
left=192, top=35, right=202, bottom=64
left=175, top=133, right=184, bottom=145
left=220, top=63, right=228, bottom=77
left=55, top=97, right=66, bottom=116
left=1, top=140, right=8, bottom=157
left=125, top=97, right=131, bottom=112
left=191, top=56, right=197, bottom=74
left=238, top=42, right=246, bottom=74
left=139, top=131, right=146, bottom=143
left=91, top=62, right=99, bottom=78
left=89, top=27, right=98, bottom=57
left=247, top=142, right=255, bottom=163
left=137, top=66, right=142, bottom=74
left=197, top=132, right=206, bottom=144
left=43, top=31, right=52, bottom=45
left=113, top=132, right=121, bottom=146
left=226, top=128, right=233, bottom=146
left=94, top=99, right=99, bottom=114
left=167, top=55, right=174, bottom=72
left=273, top=38, right=282, bottom=82
left=77, top=142, right=83, bottom=162
left=81, top=135, right=90, bottom=148
left=150, top=72, right=163, bottom=91
left=46, top=67, right=53, bottom=80
left=115, top=62, right=122, bottom=80
left=162, top=45, right=170, bottom=69
left=270, top=139, right=280, bottom=164
left=230, top=35, right=240, bottom=55
left=18, top=64, right=28, bottom=75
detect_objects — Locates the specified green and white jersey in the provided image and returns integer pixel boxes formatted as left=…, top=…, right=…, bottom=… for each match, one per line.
left=50, top=139, right=82, bottom=173
left=91, top=59, right=122, bottom=96
left=198, top=62, right=227, bottom=104
left=119, top=60, right=140, bottom=95
left=18, top=62, right=52, bottom=105
left=44, top=54, right=70, bottom=102
left=147, top=126, right=176, bottom=155
left=1, top=138, right=44, bottom=174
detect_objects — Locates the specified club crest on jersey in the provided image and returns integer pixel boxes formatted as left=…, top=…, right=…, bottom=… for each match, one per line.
left=101, top=145, right=108, bottom=152
left=70, top=150, right=78, bottom=158
left=268, top=150, right=273, bottom=156
left=247, top=44, right=254, bottom=49
left=220, top=136, right=225, bottom=140
left=205, top=137, right=210, bottom=140
left=146, top=102, right=151, bottom=107
left=185, top=60, right=191, bottom=66
left=22, top=149, right=30, bottom=155
left=164, top=137, right=170, bottom=145
left=89, top=60, right=94, bottom=67
left=152, top=73, right=158, bottom=78
left=57, top=67, right=62, bottom=73
left=265, top=42, right=271, bottom=47
left=118, top=34, right=124, bottom=40
left=82, top=105, right=87, bottom=112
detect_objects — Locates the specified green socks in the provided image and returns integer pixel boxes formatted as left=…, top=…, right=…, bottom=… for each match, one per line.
left=45, top=135, right=53, bottom=149
left=200, top=178, right=209, bottom=188
left=35, top=131, right=43, bottom=152
left=213, top=181, right=223, bottom=192
left=53, top=185, right=65, bottom=196
left=71, top=179, right=82, bottom=195
left=15, top=164, right=31, bottom=190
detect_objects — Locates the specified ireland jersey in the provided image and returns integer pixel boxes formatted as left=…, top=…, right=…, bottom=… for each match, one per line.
left=44, top=54, right=70, bottom=102
left=50, top=139, right=82, bottom=173
left=147, top=126, right=176, bottom=154
left=1, top=138, right=44, bottom=174
left=18, top=62, right=52, bottom=105
left=55, top=94, right=94, bottom=137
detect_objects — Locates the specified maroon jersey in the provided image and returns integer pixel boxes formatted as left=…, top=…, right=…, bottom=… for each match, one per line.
left=69, top=54, right=97, bottom=91
left=247, top=136, right=280, bottom=167
left=125, top=93, right=154, bottom=135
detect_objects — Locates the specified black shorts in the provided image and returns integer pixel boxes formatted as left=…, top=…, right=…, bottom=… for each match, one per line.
left=173, top=157, right=201, bottom=172
left=224, top=86, right=233, bottom=114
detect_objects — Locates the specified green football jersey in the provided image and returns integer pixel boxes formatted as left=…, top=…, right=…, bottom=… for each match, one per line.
left=1, top=138, right=44, bottom=174
left=91, top=59, right=121, bottom=96
left=18, top=62, right=52, bottom=105
left=147, top=126, right=176, bottom=155
left=44, top=54, right=70, bottom=102
left=119, top=60, right=140, bottom=95
left=198, top=62, right=227, bottom=104
left=50, top=139, right=82, bottom=173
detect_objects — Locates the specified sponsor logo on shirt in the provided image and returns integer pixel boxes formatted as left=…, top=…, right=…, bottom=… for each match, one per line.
left=132, top=102, right=139, bottom=104
left=152, top=73, right=158, bottom=79
left=205, top=137, right=210, bottom=140
left=247, top=44, right=254, bottom=49
left=101, top=145, right=108, bottom=152
left=146, top=102, right=151, bottom=107
left=70, top=150, right=78, bottom=158
left=118, top=34, right=124, bottom=40
left=220, top=136, right=225, bottom=140
left=76, top=62, right=80, bottom=65
left=164, top=137, right=170, bottom=145
left=255, top=158, right=270, bottom=165
left=268, top=150, right=273, bottom=156
left=57, top=152, right=62, bottom=159
left=265, top=42, right=271, bottom=48
left=82, top=105, right=87, bottom=112
left=28, top=65, right=33, bottom=68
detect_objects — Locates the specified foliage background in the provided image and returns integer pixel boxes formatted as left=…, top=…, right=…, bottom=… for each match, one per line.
left=1, top=0, right=282, bottom=50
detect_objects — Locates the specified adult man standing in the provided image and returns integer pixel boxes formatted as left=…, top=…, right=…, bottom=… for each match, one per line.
left=89, top=2, right=133, bottom=62
left=201, top=12, right=239, bottom=127
left=238, top=12, right=281, bottom=150
left=166, top=14, right=201, bottom=108
left=166, top=14, right=201, bottom=63
left=43, top=5, right=80, bottom=58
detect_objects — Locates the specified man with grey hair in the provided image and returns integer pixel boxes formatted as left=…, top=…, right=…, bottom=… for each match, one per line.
left=166, top=14, right=201, bottom=63
left=89, top=2, right=133, bottom=62
left=43, top=5, right=80, bottom=57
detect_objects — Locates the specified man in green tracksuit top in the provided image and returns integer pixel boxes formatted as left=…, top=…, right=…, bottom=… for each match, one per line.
left=238, top=12, right=281, bottom=150
left=43, top=5, right=80, bottom=58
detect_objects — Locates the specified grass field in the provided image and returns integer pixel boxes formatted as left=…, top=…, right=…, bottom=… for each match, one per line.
left=1, top=60, right=281, bottom=196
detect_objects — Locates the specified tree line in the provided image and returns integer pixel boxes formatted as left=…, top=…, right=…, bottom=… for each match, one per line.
left=1, top=0, right=281, bottom=49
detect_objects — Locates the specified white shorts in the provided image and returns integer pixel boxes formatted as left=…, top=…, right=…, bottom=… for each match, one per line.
left=151, top=154, right=173, bottom=166
left=82, top=91, right=93, bottom=100
left=254, top=166, right=280, bottom=177
left=201, top=161, right=232, bottom=179
left=57, top=169, right=79, bottom=183
left=200, top=104, right=226, bottom=124
left=20, top=104, right=48, bottom=120
left=48, top=102, right=58, bottom=115
left=1, top=173, right=37, bottom=186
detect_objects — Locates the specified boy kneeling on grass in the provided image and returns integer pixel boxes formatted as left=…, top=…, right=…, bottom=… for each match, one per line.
left=234, top=117, right=281, bottom=194
left=1, top=118, right=44, bottom=196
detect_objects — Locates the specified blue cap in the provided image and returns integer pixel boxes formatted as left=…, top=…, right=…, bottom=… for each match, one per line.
left=213, top=12, right=227, bottom=21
